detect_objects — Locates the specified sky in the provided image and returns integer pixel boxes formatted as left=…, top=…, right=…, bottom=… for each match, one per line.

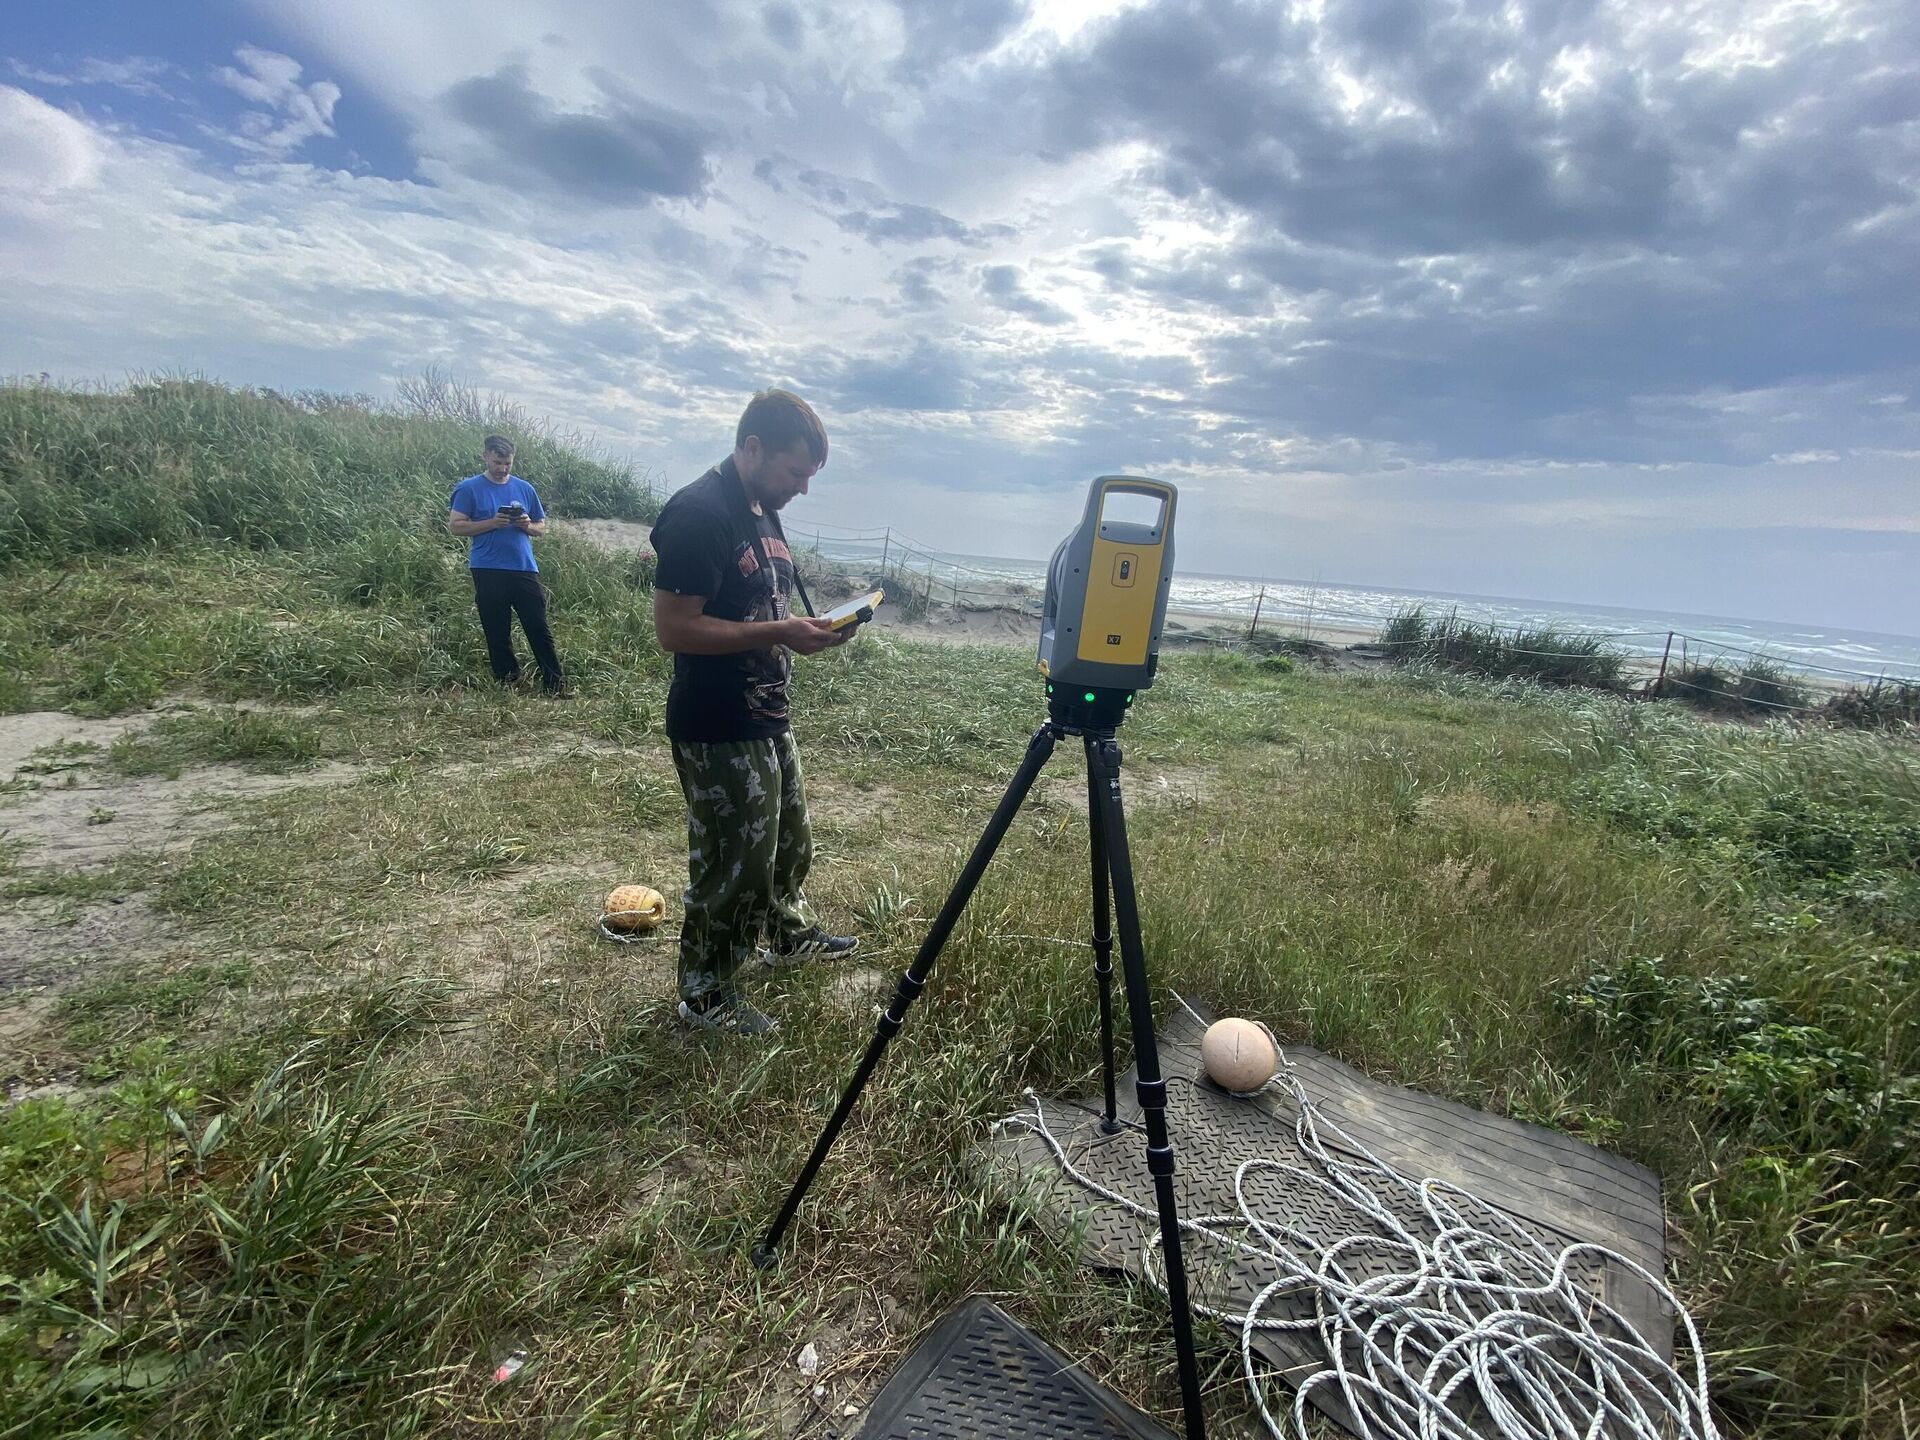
left=1, top=0, right=1916, bottom=632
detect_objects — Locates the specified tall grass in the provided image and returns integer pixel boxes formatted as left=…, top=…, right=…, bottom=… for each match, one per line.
left=0, top=377, right=678, bottom=715
left=1379, top=606, right=1628, bottom=689
left=1657, top=656, right=1814, bottom=717
left=1821, top=678, right=1920, bottom=731
left=0, top=376, right=657, bottom=571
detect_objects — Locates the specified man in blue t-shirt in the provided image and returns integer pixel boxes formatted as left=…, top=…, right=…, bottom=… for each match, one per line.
left=448, top=435, right=569, bottom=695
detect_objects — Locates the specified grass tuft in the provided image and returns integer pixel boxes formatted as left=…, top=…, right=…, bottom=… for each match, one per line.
left=1379, top=606, right=1627, bottom=689
left=1658, top=657, right=1814, bottom=716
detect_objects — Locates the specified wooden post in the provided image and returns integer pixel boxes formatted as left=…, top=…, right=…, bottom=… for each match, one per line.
left=1247, top=585, right=1265, bottom=642
left=879, top=527, right=890, bottom=574
left=1654, top=631, right=1674, bottom=696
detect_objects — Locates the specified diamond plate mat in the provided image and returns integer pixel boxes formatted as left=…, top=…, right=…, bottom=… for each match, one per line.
left=990, top=1001, right=1671, bottom=1433
left=858, top=1297, right=1179, bottom=1440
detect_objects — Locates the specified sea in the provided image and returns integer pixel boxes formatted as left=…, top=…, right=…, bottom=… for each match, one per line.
left=788, top=526, right=1920, bottom=684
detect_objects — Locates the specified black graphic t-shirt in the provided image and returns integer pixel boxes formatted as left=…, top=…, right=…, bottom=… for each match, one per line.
left=651, top=457, right=797, bottom=742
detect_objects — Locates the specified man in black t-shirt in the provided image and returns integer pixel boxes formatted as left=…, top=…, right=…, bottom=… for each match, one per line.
left=651, top=389, right=859, bottom=1035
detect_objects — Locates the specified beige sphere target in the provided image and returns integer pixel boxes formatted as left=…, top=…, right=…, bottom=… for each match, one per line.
left=1201, top=1017, right=1277, bottom=1093
left=603, top=884, right=666, bottom=934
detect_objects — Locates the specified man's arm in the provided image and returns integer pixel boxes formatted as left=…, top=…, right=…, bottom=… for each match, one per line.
left=448, top=509, right=511, bottom=538
left=654, top=590, right=845, bottom=656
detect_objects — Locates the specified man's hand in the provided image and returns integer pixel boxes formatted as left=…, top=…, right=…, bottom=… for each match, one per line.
left=782, top=616, right=848, bottom=655
left=512, top=515, right=533, bottom=533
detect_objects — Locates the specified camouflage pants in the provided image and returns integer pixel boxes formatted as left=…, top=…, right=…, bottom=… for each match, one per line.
left=672, top=733, right=815, bottom=1002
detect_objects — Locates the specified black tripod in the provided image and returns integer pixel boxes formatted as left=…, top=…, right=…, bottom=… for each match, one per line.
left=752, top=687, right=1207, bottom=1440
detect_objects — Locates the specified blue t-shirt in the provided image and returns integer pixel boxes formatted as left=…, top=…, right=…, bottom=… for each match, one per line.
left=450, top=474, right=545, bottom=572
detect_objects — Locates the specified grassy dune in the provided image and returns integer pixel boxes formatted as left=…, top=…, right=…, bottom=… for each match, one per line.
left=2, top=381, right=1917, bottom=1437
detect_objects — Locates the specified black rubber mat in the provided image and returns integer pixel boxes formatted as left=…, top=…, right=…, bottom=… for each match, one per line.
left=858, top=1297, right=1179, bottom=1440
left=991, top=1000, right=1672, bottom=1431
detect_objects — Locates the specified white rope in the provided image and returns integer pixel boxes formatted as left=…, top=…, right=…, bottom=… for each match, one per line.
left=597, top=910, right=674, bottom=944
left=993, top=1018, right=1718, bottom=1440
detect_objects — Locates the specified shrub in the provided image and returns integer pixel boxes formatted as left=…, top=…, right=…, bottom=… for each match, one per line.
left=1559, top=956, right=1912, bottom=1154
left=1659, top=657, right=1813, bottom=716
left=1823, top=679, right=1920, bottom=731
left=1379, top=607, right=1626, bottom=690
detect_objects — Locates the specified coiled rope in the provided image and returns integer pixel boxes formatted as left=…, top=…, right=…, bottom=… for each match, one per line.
left=993, top=1016, right=1717, bottom=1440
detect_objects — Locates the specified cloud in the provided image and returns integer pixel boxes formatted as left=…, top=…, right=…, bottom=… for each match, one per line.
left=838, top=201, right=1015, bottom=246
left=2, top=0, right=1915, bottom=632
left=758, top=157, right=1010, bottom=247
left=440, top=63, right=713, bottom=204
left=214, top=46, right=341, bottom=154
left=894, top=0, right=1029, bottom=77
left=979, top=263, right=1072, bottom=324
left=0, top=86, right=103, bottom=195
left=762, top=2, right=805, bottom=47
left=9, top=56, right=180, bottom=99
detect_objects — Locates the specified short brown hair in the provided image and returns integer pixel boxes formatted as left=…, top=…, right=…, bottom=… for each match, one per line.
left=736, top=389, right=827, bottom=467
left=482, top=434, right=515, bottom=458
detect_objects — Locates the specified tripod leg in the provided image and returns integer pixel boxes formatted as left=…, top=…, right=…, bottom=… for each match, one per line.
left=1084, top=737, right=1121, bottom=1133
left=1088, top=737, right=1207, bottom=1440
left=753, top=722, right=1060, bottom=1267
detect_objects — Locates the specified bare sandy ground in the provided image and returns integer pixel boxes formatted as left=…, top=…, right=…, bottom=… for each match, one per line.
left=0, top=709, right=356, bottom=1081
left=562, top=517, right=654, bottom=553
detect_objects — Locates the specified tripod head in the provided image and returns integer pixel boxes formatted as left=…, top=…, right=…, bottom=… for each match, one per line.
left=1037, top=476, right=1176, bottom=726
left=1044, top=682, right=1135, bottom=733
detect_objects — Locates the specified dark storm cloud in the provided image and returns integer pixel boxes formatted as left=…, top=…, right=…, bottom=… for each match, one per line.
left=1029, top=0, right=1685, bottom=252
left=1045, top=0, right=1918, bottom=258
left=441, top=63, right=712, bottom=203
left=982, top=0, right=1920, bottom=466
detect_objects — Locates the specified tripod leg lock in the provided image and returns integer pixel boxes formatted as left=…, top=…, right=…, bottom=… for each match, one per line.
left=1134, top=1077, right=1168, bottom=1110
left=1145, top=1142, right=1176, bottom=1178
left=876, top=972, right=926, bottom=1037
left=1091, top=939, right=1114, bottom=976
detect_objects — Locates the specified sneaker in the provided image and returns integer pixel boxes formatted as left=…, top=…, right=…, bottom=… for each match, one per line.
left=677, top=993, right=779, bottom=1036
left=541, top=683, right=576, bottom=700
left=766, top=926, right=859, bottom=966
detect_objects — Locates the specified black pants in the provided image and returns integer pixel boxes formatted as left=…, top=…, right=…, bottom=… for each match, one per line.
left=471, top=568, right=565, bottom=689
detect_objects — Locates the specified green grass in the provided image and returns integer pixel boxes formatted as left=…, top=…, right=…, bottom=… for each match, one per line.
left=1658, top=656, right=1815, bottom=717
left=1821, top=677, right=1920, bottom=731
left=2, top=389, right=1917, bottom=1436
left=106, top=707, right=326, bottom=777
left=1379, top=606, right=1629, bottom=689
left=0, top=376, right=655, bottom=571
left=1, top=639, right=1913, bottom=1435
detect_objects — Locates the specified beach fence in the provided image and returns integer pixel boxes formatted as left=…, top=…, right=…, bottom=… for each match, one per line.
left=782, top=522, right=1920, bottom=721
left=784, top=521, right=1051, bottom=618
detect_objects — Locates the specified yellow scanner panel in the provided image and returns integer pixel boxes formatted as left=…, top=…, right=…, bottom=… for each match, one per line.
left=1076, top=534, right=1164, bottom=666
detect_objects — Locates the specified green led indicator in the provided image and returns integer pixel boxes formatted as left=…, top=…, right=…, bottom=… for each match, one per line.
left=1126, top=693, right=1134, bottom=704
left=1083, top=691, right=1096, bottom=702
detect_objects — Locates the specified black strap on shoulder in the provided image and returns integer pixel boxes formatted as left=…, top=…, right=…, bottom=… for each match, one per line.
left=724, top=456, right=815, bottom=619
left=766, top=510, right=815, bottom=619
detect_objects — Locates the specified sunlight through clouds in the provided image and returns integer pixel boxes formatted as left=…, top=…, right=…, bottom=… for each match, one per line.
left=1, top=0, right=1914, bottom=623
